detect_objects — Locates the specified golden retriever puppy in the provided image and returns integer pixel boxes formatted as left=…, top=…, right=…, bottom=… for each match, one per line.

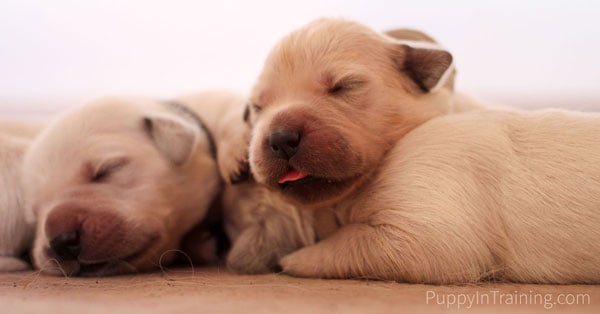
left=210, top=101, right=315, bottom=273
left=22, top=92, right=233, bottom=276
left=246, top=18, right=600, bottom=284
left=218, top=26, right=461, bottom=274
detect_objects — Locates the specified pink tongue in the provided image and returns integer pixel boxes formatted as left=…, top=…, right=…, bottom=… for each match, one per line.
left=278, top=169, right=309, bottom=184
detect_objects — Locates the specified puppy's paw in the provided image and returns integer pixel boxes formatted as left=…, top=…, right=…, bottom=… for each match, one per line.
left=226, top=249, right=277, bottom=274
left=225, top=227, right=284, bottom=274
left=279, top=248, right=325, bottom=278
left=216, top=111, right=253, bottom=185
left=0, top=256, right=30, bottom=272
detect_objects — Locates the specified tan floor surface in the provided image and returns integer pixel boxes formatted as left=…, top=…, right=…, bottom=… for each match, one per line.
left=0, top=267, right=598, bottom=313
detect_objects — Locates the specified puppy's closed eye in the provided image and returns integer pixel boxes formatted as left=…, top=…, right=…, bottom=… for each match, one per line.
left=327, top=76, right=366, bottom=96
left=90, top=157, right=130, bottom=183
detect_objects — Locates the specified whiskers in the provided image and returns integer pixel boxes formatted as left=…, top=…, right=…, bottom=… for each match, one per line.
left=38, top=258, right=71, bottom=278
left=155, top=249, right=196, bottom=278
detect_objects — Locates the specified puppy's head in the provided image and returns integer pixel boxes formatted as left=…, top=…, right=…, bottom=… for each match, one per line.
left=247, top=18, right=455, bottom=207
left=22, top=97, right=220, bottom=276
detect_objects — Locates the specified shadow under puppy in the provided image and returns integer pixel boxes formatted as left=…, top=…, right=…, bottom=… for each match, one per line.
left=246, top=18, right=600, bottom=284
left=22, top=92, right=232, bottom=276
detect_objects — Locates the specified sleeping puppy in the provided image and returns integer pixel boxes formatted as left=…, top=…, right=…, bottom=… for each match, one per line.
left=0, top=118, right=44, bottom=271
left=218, top=26, right=465, bottom=274
left=0, top=133, right=31, bottom=271
left=22, top=92, right=229, bottom=276
left=211, top=100, right=315, bottom=274
left=245, top=18, right=600, bottom=284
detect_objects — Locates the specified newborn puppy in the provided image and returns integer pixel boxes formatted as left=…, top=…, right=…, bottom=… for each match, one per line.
left=212, top=101, right=315, bottom=274
left=22, top=93, right=225, bottom=276
left=246, top=18, right=600, bottom=283
left=0, top=118, right=44, bottom=271
left=220, top=26, right=459, bottom=274
left=248, top=19, right=457, bottom=204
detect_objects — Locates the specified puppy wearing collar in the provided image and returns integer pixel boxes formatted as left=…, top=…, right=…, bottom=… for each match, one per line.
left=246, top=18, right=600, bottom=283
left=22, top=91, right=233, bottom=276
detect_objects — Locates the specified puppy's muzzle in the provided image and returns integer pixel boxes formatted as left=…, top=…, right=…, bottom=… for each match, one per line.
left=269, top=129, right=301, bottom=160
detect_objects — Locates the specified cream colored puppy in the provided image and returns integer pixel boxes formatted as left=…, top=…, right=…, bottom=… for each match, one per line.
left=0, top=121, right=39, bottom=271
left=211, top=101, right=315, bottom=273
left=246, top=18, right=600, bottom=283
left=219, top=26, right=459, bottom=274
left=0, top=118, right=46, bottom=271
left=22, top=92, right=232, bottom=276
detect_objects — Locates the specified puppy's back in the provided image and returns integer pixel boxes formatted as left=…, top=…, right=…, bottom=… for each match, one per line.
left=375, top=109, right=600, bottom=283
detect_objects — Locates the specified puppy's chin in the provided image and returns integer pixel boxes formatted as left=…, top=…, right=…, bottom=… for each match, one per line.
left=34, top=229, right=164, bottom=277
left=36, top=244, right=166, bottom=277
left=254, top=157, right=367, bottom=208
left=279, top=175, right=362, bottom=207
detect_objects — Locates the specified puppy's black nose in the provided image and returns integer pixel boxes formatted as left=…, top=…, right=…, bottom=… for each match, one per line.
left=269, top=130, right=301, bottom=160
left=50, top=231, right=81, bottom=261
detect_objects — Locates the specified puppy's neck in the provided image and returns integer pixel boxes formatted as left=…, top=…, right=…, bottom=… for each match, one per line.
left=162, top=100, right=218, bottom=162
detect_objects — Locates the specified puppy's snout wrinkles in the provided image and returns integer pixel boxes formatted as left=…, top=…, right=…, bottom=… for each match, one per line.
left=50, top=231, right=81, bottom=261
left=269, top=130, right=301, bottom=160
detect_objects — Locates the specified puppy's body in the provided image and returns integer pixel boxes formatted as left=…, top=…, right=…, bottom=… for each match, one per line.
left=247, top=18, right=600, bottom=283
left=221, top=182, right=314, bottom=273
left=204, top=94, right=316, bottom=274
left=23, top=93, right=226, bottom=276
left=0, top=132, right=34, bottom=271
left=282, top=109, right=600, bottom=283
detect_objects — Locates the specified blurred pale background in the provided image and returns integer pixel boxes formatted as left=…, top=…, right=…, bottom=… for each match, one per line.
left=1, top=0, right=599, bottom=115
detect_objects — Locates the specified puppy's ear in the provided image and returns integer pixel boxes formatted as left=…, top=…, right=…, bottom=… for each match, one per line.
left=393, top=44, right=453, bottom=93
left=143, top=114, right=198, bottom=165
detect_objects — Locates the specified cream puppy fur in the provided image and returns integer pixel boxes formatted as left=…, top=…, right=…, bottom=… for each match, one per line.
left=246, top=18, right=600, bottom=283
left=0, top=118, right=44, bottom=271
left=211, top=101, right=315, bottom=274
left=22, top=92, right=231, bottom=276
left=220, top=25, right=460, bottom=274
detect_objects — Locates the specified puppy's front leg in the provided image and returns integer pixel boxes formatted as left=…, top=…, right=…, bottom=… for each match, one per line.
left=279, top=217, right=488, bottom=283
left=279, top=223, right=402, bottom=281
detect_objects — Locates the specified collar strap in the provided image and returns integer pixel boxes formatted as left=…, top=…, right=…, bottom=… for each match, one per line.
left=162, top=100, right=218, bottom=162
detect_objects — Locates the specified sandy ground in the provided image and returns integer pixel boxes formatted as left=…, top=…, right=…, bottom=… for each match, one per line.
left=0, top=267, right=598, bottom=314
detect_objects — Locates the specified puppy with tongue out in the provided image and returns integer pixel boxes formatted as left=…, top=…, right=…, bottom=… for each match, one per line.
left=247, top=17, right=600, bottom=285
left=246, top=18, right=466, bottom=283
left=278, top=169, right=308, bottom=185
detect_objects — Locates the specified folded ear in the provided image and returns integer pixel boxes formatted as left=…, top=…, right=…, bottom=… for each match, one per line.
left=392, top=43, right=454, bottom=93
left=143, top=114, right=198, bottom=165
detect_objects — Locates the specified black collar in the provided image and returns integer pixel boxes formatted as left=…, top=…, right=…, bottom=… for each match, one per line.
left=162, top=100, right=218, bottom=162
